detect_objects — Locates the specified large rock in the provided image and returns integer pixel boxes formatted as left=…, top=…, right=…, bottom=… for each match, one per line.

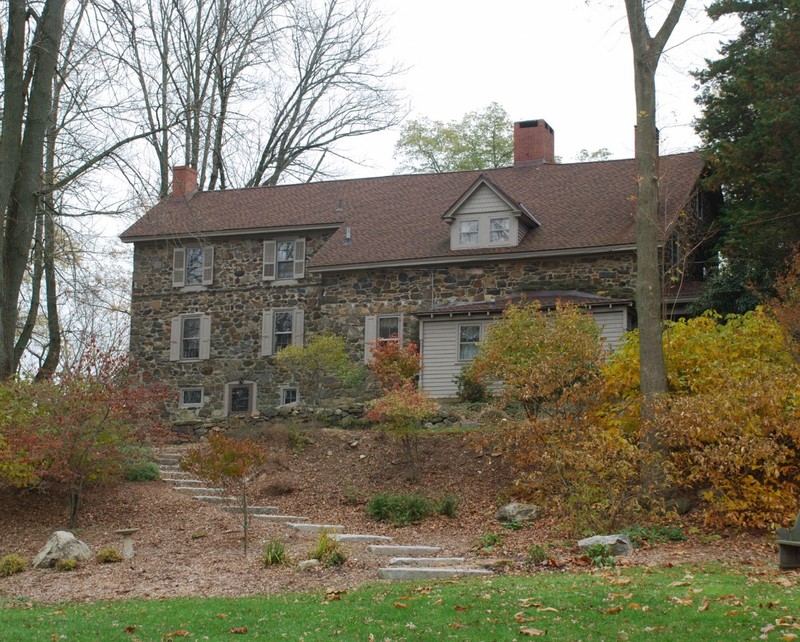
left=495, top=502, right=540, bottom=523
left=577, top=534, right=633, bottom=557
left=33, top=531, right=92, bottom=569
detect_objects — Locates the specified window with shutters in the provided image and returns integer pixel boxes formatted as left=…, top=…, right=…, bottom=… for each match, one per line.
left=170, top=314, right=211, bottom=361
left=261, top=308, right=304, bottom=356
left=263, top=238, right=306, bottom=282
left=172, top=246, right=214, bottom=287
left=363, top=313, right=403, bottom=362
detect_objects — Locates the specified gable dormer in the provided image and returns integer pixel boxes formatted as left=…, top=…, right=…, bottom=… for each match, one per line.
left=442, top=175, right=539, bottom=251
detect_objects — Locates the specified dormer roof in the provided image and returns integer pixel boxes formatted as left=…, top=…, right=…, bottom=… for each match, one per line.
left=441, top=174, right=540, bottom=228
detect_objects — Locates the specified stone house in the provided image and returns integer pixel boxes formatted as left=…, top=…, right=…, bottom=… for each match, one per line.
left=121, top=119, right=717, bottom=421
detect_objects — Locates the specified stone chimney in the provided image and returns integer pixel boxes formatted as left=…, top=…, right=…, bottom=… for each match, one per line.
left=513, top=119, right=555, bottom=166
left=172, top=165, right=198, bottom=198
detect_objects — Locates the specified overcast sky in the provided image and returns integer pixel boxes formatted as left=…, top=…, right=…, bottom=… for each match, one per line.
left=337, top=0, right=740, bottom=177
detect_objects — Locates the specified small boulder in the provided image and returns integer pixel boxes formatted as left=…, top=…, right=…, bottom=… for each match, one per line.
left=298, top=559, right=320, bottom=571
left=33, top=531, right=92, bottom=569
left=495, top=502, right=540, bottom=523
left=577, top=534, right=633, bottom=557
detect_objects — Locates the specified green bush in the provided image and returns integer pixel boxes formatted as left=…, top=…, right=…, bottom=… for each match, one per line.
left=124, top=461, right=160, bottom=482
left=585, top=543, right=615, bottom=568
left=435, top=494, right=460, bottom=518
left=527, top=545, right=547, bottom=565
left=453, top=371, right=489, bottom=403
left=262, top=539, right=289, bottom=567
left=55, top=558, right=78, bottom=572
left=623, top=525, right=686, bottom=548
left=477, top=531, right=503, bottom=551
left=96, top=547, right=123, bottom=564
left=0, top=554, right=27, bottom=576
left=366, top=492, right=433, bottom=526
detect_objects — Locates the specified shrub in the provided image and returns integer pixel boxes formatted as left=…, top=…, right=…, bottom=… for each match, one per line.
left=623, top=525, right=686, bottom=548
left=584, top=543, right=615, bottom=568
left=55, top=558, right=78, bottom=572
left=96, top=547, right=123, bottom=564
left=477, top=531, right=503, bottom=550
left=181, top=434, right=268, bottom=553
left=368, top=340, right=421, bottom=391
left=124, top=461, right=160, bottom=482
left=312, top=531, right=347, bottom=568
left=435, top=494, right=460, bottom=518
left=262, top=539, right=289, bottom=567
left=288, top=428, right=312, bottom=453
left=453, top=371, right=488, bottom=403
left=0, top=554, right=27, bottom=576
left=527, top=545, right=547, bottom=565
left=366, top=492, right=433, bottom=526
left=365, top=383, right=439, bottom=481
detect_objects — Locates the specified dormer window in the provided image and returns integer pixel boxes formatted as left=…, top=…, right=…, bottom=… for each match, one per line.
left=442, top=176, right=539, bottom=252
left=459, top=220, right=479, bottom=246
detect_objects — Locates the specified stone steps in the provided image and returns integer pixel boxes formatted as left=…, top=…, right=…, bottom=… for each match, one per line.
left=174, top=486, right=225, bottom=494
left=194, top=495, right=238, bottom=504
left=369, top=544, right=442, bottom=556
left=377, top=566, right=492, bottom=581
left=252, top=514, right=309, bottom=523
left=162, top=478, right=205, bottom=486
left=332, top=534, right=392, bottom=543
left=388, top=557, right=466, bottom=567
left=288, top=523, right=344, bottom=533
left=222, top=505, right=279, bottom=516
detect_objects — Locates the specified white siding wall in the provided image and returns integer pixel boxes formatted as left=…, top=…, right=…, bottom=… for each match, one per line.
left=420, top=307, right=630, bottom=398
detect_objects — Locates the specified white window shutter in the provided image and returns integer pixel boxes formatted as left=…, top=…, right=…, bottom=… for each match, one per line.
left=397, top=314, right=404, bottom=341
left=202, top=246, right=214, bottom=285
left=169, top=317, right=181, bottom=361
left=364, top=315, right=377, bottom=363
left=199, top=315, right=211, bottom=359
left=172, top=248, right=186, bottom=287
left=261, top=310, right=274, bottom=356
left=292, top=308, right=304, bottom=345
left=293, top=238, right=306, bottom=279
left=262, top=240, right=276, bottom=280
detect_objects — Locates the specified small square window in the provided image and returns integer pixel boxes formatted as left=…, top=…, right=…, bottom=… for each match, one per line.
left=489, top=218, right=510, bottom=243
left=458, top=324, right=481, bottom=361
left=180, top=388, right=203, bottom=408
left=459, top=220, right=479, bottom=246
left=281, top=387, right=298, bottom=405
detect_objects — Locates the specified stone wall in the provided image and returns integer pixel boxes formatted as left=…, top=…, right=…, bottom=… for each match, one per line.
left=130, top=233, right=636, bottom=421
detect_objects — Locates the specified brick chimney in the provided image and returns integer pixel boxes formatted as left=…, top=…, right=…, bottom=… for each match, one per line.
left=513, top=119, right=555, bottom=166
left=172, top=165, right=198, bottom=198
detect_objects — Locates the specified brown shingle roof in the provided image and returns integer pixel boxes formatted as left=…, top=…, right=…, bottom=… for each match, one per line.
left=418, top=290, right=632, bottom=317
left=120, top=153, right=705, bottom=269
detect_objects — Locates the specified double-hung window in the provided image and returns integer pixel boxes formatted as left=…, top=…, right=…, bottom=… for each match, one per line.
left=170, top=314, right=211, bottom=361
left=458, top=324, right=482, bottom=361
left=364, top=313, right=403, bottom=362
left=173, top=246, right=214, bottom=287
left=489, top=217, right=510, bottom=243
left=261, top=308, right=304, bottom=356
left=459, top=220, right=479, bottom=246
left=263, top=238, right=305, bottom=281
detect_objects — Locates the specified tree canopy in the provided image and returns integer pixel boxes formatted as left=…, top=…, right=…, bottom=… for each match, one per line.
left=393, top=103, right=514, bottom=173
left=694, top=0, right=800, bottom=311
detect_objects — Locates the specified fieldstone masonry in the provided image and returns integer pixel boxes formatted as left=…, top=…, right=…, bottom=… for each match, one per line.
left=130, top=230, right=637, bottom=421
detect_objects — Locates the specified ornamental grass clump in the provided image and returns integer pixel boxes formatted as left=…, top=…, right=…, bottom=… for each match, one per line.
left=0, top=554, right=26, bottom=577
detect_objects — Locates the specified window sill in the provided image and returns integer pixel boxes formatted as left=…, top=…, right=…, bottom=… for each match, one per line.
left=174, top=285, right=208, bottom=292
left=263, top=278, right=301, bottom=287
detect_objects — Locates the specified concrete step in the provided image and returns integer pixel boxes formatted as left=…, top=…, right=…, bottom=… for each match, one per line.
left=333, top=534, right=392, bottom=543
left=222, top=505, right=279, bottom=516
left=194, top=495, right=238, bottom=504
left=378, top=567, right=492, bottom=581
left=162, top=478, right=205, bottom=485
left=252, top=514, right=309, bottom=523
left=288, top=523, right=344, bottom=533
left=369, top=544, right=442, bottom=556
left=174, top=486, right=225, bottom=494
left=155, top=456, right=182, bottom=465
left=388, top=557, right=466, bottom=567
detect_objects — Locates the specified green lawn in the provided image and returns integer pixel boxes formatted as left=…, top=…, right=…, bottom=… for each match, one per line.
left=2, top=565, right=797, bottom=641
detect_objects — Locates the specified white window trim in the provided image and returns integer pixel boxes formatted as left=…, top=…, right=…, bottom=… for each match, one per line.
left=173, top=245, right=214, bottom=288
left=261, top=307, right=305, bottom=356
left=224, top=380, right=258, bottom=416
left=364, top=313, right=404, bottom=362
left=262, top=238, right=306, bottom=282
left=170, top=314, right=211, bottom=361
left=450, top=213, right=517, bottom=250
left=179, top=387, right=204, bottom=408
left=280, top=386, right=299, bottom=406
left=456, top=322, right=483, bottom=363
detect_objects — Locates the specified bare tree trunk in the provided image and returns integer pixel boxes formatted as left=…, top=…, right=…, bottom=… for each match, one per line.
left=624, top=0, right=687, bottom=499
left=14, top=214, right=44, bottom=371
left=36, top=211, right=61, bottom=381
